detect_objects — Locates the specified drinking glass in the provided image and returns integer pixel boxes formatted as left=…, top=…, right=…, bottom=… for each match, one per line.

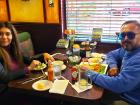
left=78, top=68, right=92, bottom=90
left=53, top=65, right=61, bottom=79
left=72, top=48, right=80, bottom=56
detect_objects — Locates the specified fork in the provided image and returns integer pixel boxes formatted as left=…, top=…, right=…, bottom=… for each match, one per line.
left=21, top=75, right=45, bottom=84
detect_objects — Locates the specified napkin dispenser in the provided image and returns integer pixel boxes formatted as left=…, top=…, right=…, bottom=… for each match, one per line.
left=56, top=39, right=69, bottom=48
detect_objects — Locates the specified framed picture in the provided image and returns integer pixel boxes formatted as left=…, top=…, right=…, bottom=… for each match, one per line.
left=92, top=28, right=103, bottom=41
left=9, top=0, right=44, bottom=23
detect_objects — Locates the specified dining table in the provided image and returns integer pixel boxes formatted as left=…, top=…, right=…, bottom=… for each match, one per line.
left=8, top=48, right=105, bottom=105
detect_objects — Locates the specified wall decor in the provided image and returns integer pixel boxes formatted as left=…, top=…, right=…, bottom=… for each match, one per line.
left=49, top=0, right=54, bottom=7
left=45, top=0, right=59, bottom=23
left=9, top=0, right=44, bottom=23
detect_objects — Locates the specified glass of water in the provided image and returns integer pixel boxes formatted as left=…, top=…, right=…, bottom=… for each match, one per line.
left=53, top=65, right=61, bottom=79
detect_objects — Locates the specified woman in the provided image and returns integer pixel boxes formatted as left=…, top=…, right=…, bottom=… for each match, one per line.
left=0, top=22, right=55, bottom=105
left=0, top=22, right=54, bottom=84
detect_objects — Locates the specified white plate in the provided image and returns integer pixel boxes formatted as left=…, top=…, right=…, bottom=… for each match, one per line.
left=51, top=53, right=62, bottom=57
left=32, top=80, right=53, bottom=91
left=80, top=62, right=108, bottom=74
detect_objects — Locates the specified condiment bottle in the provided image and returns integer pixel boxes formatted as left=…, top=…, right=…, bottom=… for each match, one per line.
left=85, top=40, right=91, bottom=58
left=47, top=60, right=54, bottom=81
left=80, top=41, right=86, bottom=58
left=71, top=66, right=78, bottom=84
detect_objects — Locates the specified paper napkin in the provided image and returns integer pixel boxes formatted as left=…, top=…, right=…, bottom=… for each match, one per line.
left=49, top=80, right=69, bottom=94
left=72, top=82, right=92, bottom=93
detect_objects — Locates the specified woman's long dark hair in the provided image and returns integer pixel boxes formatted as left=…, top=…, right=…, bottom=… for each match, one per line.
left=0, top=22, right=24, bottom=70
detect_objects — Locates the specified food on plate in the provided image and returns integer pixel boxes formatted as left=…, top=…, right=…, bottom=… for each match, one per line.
left=32, top=80, right=53, bottom=91
left=80, top=62, right=90, bottom=68
left=34, top=63, right=46, bottom=70
left=88, top=58, right=103, bottom=63
left=53, top=53, right=68, bottom=62
left=68, top=56, right=81, bottom=63
left=36, top=82, right=45, bottom=90
left=92, top=64, right=101, bottom=72
left=91, top=53, right=105, bottom=58
left=80, top=62, right=107, bottom=74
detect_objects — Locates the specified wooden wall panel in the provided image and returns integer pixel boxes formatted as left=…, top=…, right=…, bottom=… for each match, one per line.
left=0, top=0, right=8, bottom=21
left=45, top=0, right=59, bottom=23
left=9, top=0, right=44, bottom=23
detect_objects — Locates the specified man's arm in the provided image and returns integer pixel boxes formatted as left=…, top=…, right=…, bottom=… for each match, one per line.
left=106, top=48, right=125, bottom=68
left=87, top=58, right=140, bottom=93
left=106, top=48, right=125, bottom=76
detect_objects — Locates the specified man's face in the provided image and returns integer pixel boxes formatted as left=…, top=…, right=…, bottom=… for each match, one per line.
left=120, top=23, right=140, bottom=51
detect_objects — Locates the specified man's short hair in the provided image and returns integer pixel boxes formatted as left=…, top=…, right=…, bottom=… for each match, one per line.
left=121, top=20, right=140, bottom=28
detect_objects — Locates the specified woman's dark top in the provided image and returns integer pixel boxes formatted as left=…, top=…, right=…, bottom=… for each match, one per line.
left=0, top=53, right=44, bottom=83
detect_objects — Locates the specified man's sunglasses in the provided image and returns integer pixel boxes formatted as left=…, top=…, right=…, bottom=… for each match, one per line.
left=118, top=31, right=137, bottom=40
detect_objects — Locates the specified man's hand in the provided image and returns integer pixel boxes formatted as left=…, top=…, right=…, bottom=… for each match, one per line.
left=108, top=67, right=118, bottom=76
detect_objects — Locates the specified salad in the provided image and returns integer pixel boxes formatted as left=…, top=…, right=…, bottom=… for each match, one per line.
left=34, top=63, right=47, bottom=70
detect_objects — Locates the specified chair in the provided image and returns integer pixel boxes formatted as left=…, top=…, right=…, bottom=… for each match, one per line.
left=17, top=32, right=34, bottom=57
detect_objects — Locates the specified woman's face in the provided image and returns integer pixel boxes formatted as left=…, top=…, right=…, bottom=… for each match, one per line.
left=0, top=27, right=13, bottom=47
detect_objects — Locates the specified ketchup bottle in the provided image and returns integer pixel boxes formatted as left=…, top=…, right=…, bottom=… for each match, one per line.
left=47, top=60, right=54, bottom=81
left=71, top=66, right=78, bottom=84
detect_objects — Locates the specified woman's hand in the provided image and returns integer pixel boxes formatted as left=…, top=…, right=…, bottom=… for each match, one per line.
left=108, top=67, right=118, bottom=76
left=28, top=60, right=41, bottom=71
left=43, top=53, right=55, bottom=62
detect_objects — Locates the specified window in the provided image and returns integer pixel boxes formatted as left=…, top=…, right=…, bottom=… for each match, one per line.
left=65, top=0, right=140, bottom=43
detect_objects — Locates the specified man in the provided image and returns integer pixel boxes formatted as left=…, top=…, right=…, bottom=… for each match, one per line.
left=83, top=20, right=140, bottom=105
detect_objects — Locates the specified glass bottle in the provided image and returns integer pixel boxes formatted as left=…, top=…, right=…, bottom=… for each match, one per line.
left=47, top=60, right=54, bottom=81
left=85, top=40, right=91, bottom=58
left=71, top=66, right=78, bottom=84
left=80, top=41, right=86, bottom=58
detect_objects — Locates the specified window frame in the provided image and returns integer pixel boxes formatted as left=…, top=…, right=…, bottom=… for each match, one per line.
left=63, top=0, right=140, bottom=43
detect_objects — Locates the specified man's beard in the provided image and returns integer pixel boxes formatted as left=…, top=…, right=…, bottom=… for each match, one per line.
left=121, top=40, right=135, bottom=51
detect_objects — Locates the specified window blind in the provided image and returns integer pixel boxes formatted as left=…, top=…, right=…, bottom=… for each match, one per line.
left=65, top=0, right=140, bottom=43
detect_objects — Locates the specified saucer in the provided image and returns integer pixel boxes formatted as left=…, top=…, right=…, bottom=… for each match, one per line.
left=61, top=65, right=66, bottom=71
